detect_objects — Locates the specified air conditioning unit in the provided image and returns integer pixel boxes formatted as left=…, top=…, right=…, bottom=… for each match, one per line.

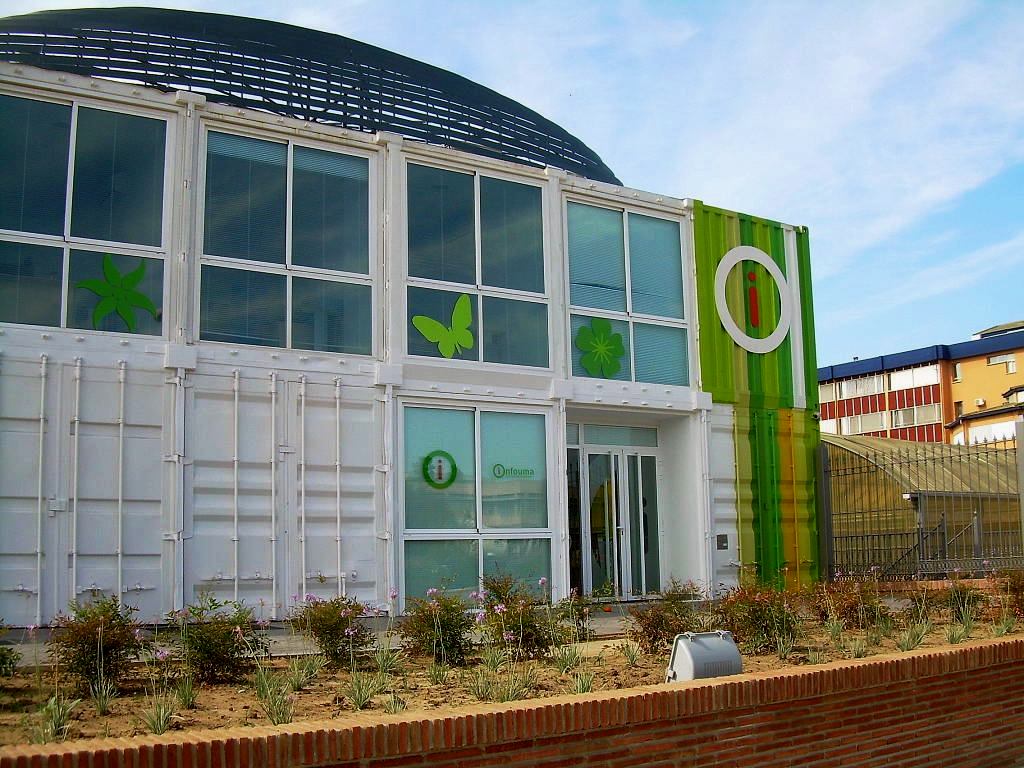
left=975, top=398, right=986, bottom=407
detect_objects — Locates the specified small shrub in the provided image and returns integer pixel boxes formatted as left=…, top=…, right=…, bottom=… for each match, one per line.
left=49, top=596, right=147, bottom=692
left=373, top=645, right=402, bottom=677
left=616, top=641, right=642, bottom=667
left=845, top=637, right=868, bottom=659
left=426, top=661, right=451, bottom=685
left=289, top=596, right=373, bottom=667
left=551, top=643, right=583, bottom=674
left=998, top=570, right=1024, bottom=619
left=89, top=676, right=117, bottom=715
left=383, top=693, right=407, bottom=714
left=718, top=583, right=800, bottom=655
left=256, top=673, right=294, bottom=725
left=0, top=645, right=21, bottom=677
left=399, top=588, right=475, bottom=665
left=477, top=574, right=556, bottom=659
left=174, top=674, right=197, bottom=710
left=567, top=670, right=594, bottom=695
left=624, top=579, right=708, bottom=654
left=904, top=584, right=942, bottom=625
left=33, top=695, right=80, bottom=743
left=991, top=612, right=1016, bottom=637
left=825, top=617, right=845, bottom=649
left=896, top=622, right=930, bottom=652
left=468, top=668, right=494, bottom=701
left=170, top=593, right=268, bottom=683
left=140, top=696, right=176, bottom=735
left=496, top=663, right=536, bottom=702
left=945, top=622, right=970, bottom=644
left=808, top=581, right=887, bottom=630
left=554, top=589, right=594, bottom=643
left=285, top=655, right=325, bottom=692
left=946, top=582, right=984, bottom=624
left=805, top=647, right=828, bottom=664
left=481, top=644, right=508, bottom=672
left=345, top=671, right=384, bottom=710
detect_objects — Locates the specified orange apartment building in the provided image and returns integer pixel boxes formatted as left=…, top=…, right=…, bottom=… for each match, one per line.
left=818, top=322, right=1024, bottom=444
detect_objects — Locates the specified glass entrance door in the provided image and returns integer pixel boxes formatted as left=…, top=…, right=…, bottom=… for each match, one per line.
left=573, top=449, right=661, bottom=598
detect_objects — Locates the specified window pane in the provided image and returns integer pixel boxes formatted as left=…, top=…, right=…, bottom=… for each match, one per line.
left=292, top=278, right=371, bottom=355
left=404, top=539, right=479, bottom=600
left=633, top=323, right=689, bottom=386
left=0, top=95, right=70, bottom=236
left=641, top=456, right=661, bottom=592
left=71, top=108, right=165, bottom=246
left=203, top=132, right=286, bottom=263
left=583, top=425, right=658, bottom=447
left=407, top=287, right=478, bottom=360
left=566, top=423, right=580, bottom=445
left=68, top=250, right=163, bottom=335
left=0, top=240, right=62, bottom=326
left=481, top=296, right=548, bottom=367
left=629, top=213, right=683, bottom=318
left=407, top=164, right=474, bottom=284
left=292, top=147, right=369, bottom=273
left=481, top=412, right=547, bottom=528
left=568, top=202, right=625, bottom=311
left=404, top=407, right=476, bottom=529
left=482, top=539, right=551, bottom=593
left=570, top=314, right=630, bottom=381
left=199, top=265, right=285, bottom=346
left=480, top=177, right=543, bottom=292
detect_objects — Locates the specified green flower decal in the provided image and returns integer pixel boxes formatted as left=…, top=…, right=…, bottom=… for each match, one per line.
left=575, top=317, right=625, bottom=378
left=76, top=254, right=159, bottom=333
left=412, top=294, right=474, bottom=359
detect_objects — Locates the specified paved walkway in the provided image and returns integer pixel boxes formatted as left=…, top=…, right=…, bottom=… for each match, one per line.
left=4, top=609, right=631, bottom=665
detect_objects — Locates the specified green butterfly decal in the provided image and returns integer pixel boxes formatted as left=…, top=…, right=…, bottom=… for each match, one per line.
left=76, top=254, right=159, bottom=333
left=412, top=294, right=474, bottom=358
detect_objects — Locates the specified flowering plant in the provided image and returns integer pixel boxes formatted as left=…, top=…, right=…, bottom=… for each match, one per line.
left=398, top=587, right=474, bottom=665
left=169, top=592, right=267, bottom=683
left=289, top=595, right=373, bottom=667
left=48, top=596, right=148, bottom=692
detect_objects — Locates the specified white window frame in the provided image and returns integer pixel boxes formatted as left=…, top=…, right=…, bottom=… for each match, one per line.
left=891, top=403, right=941, bottom=428
left=563, top=195, right=691, bottom=387
left=402, top=157, right=552, bottom=371
left=396, top=400, right=559, bottom=609
left=194, top=122, right=379, bottom=356
left=0, top=91, right=176, bottom=339
left=988, top=354, right=1017, bottom=374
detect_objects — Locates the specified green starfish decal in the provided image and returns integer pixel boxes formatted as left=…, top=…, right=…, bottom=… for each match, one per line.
left=76, top=254, right=159, bottom=333
left=412, top=293, right=474, bottom=358
left=575, top=317, right=625, bottom=378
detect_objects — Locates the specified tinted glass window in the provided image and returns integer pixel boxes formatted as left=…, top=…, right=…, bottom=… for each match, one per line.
left=0, top=240, right=63, bottom=326
left=0, top=95, right=70, bottom=236
left=407, top=164, right=474, bottom=284
left=292, top=146, right=369, bottom=273
left=407, top=287, right=478, bottom=360
left=67, top=250, right=163, bottom=335
left=481, top=412, right=547, bottom=528
left=204, top=132, right=286, bottom=263
left=629, top=213, right=683, bottom=318
left=633, top=323, right=688, bottom=386
left=480, top=177, right=543, bottom=292
left=199, top=264, right=286, bottom=346
left=291, top=277, right=371, bottom=355
left=404, top=407, right=476, bottom=529
left=570, top=314, right=631, bottom=381
left=71, top=108, right=165, bottom=246
left=481, top=296, right=548, bottom=367
left=568, top=202, right=625, bottom=311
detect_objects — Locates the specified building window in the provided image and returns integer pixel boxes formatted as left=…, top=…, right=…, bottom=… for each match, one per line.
left=888, top=365, right=938, bottom=391
left=567, top=201, right=688, bottom=386
left=402, top=406, right=550, bottom=600
left=405, top=162, right=549, bottom=367
left=988, top=354, right=1017, bottom=374
left=820, top=418, right=838, bottom=434
left=839, top=374, right=884, bottom=399
left=952, top=362, right=962, bottom=382
left=0, top=94, right=168, bottom=335
left=839, top=411, right=886, bottom=435
left=954, top=401, right=964, bottom=418
left=891, top=403, right=941, bottom=428
left=818, top=382, right=836, bottom=403
left=199, top=130, right=372, bottom=353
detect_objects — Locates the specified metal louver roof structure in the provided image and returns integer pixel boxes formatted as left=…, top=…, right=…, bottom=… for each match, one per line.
left=0, top=7, right=620, bottom=185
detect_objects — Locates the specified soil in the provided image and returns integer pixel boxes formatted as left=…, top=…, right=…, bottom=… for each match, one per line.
left=2, top=620, right=1018, bottom=747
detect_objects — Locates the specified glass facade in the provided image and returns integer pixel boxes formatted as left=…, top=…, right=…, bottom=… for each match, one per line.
left=402, top=406, right=550, bottom=600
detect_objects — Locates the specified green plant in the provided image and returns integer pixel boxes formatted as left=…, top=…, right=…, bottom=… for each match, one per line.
left=718, top=583, right=800, bottom=655
left=373, top=645, right=403, bottom=677
left=904, top=584, right=941, bottom=625
left=383, top=693, right=407, bottom=714
left=496, top=663, right=536, bottom=702
left=89, top=676, right=117, bottom=715
left=991, top=612, right=1016, bottom=637
left=32, top=695, right=80, bottom=743
left=0, top=645, right=20, bottom=677
left=776, top=632, right=795, bottom=660
left=345, top=671, right=384, bottom=710
left=140, top=696, right=176, bottom=735
left=481, top=644, right=508, bottom=673
left=48, top=596, right=147, bottom=692
left=865, top=625, right=883, bottom=646
left=426, top=661, right=451, bottom=685
left=945, top=622, right=970, bottom=644
left=289, top=596, right=373, bottom=667
left=399, top=588, right=475, bottom=665
left=845, top=637, right=868, bottom=659
left=825, top=617, right=845, bottom=649
left=255, top=673, right=294, bottom=725
left=554, top=589, right=594, bottom=644
left=551, top=643, right=583, bottom=674
left=468, top=668, right=494, bottom=701
left=567, top=670, right=594, bottom=695
left=170, top=593, right=268, bottom=683
left=947, top=581, right=983, bottom=625
left=616, top=641, right=642, bottom=667
left=284, top=654, right=326, bottom=692
left=477, top=574, right=557, bottom=659
left=896, top=622, right=930, bottom=652
left=625, top=580, right=706, bottom=653
left=805, top=647, right=828, bottom=664
left=807, top=580, right=887, bottom=630
left=174, top=674, right=197, bottom=710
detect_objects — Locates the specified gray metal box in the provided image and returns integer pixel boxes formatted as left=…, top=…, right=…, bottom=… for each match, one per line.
left=665, top=631, right=742, bottom=682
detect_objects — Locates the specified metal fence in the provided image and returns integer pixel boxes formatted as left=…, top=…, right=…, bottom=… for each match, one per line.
left=820, top=433, right=1022, bottom=579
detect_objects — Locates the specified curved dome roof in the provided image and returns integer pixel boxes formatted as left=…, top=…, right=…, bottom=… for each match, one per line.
left=0, top=7, right=620, bottom=184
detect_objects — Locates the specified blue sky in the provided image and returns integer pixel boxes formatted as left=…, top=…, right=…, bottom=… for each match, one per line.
left=8, top=0, right=1023, bottom=366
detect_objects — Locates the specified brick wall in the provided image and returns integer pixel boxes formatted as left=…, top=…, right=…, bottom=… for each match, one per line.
left=4, top=637, right=1024, bottom=768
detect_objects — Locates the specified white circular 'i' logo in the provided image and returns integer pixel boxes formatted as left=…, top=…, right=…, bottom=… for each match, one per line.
left=713, top=245, right=793, bottom=354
